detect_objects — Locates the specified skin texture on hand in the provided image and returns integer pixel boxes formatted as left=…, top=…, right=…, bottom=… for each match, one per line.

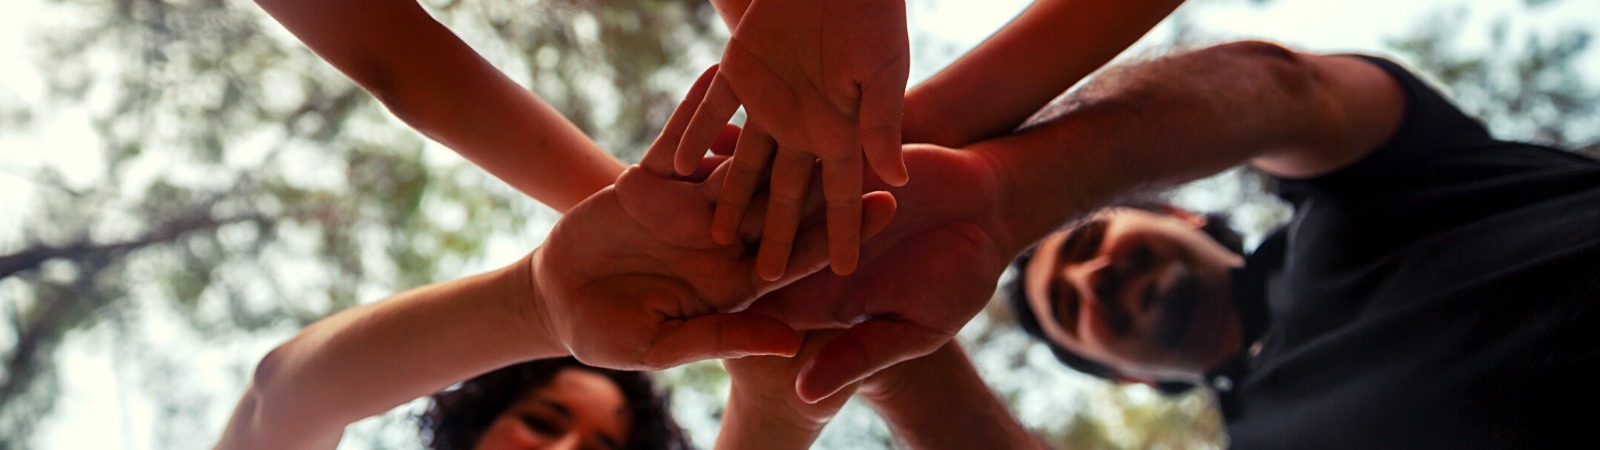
left=856, top=343, right=1047, bottom=450
left=532, top=67, right=898, bottom=371
left=751, top=145, right=1019, bottom=403
left=667, top=0, right=912, bottom=282
left=716, top=330, right=856, bottom=450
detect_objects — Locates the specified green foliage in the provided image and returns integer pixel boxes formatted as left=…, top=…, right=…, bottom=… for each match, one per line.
left=1385, top=5, right=1599, bottom=152
left=2, top=0, right=723, bottom=447
left=3, top=0, right=1596, bottom=448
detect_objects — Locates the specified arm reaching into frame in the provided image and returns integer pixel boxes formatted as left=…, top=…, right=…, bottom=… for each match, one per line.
left=252, top=0, right=624, bottom=212
left=216, top=68, right=899, bottom=450
left=755, top=42, right=1405, bottom=403
left=716, top=336, right=1044, bottom=450
left=900, top=0, right=1185, bottom=148
left=859, top=343, right=1046, bottom=449
left=714, top=330, right=857, bottom=450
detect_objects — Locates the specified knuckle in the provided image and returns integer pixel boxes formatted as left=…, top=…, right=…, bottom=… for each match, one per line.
left=769, top=189, right=807, bottom=210
left=776, top=149, right=819, bottom=165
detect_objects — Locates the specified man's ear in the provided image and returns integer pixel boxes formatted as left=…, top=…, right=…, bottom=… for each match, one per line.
left=1157, top=204, right=1207, bottom=229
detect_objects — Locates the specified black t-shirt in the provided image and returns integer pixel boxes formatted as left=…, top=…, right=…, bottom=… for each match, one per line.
left=1216, top=56, right=1600, bottom=449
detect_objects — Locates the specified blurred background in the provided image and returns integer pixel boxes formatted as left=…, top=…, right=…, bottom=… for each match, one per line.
left=0, top=0, right=1596, bottom=448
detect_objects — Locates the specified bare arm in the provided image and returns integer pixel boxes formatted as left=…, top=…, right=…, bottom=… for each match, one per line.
left=861, top=343, right=1047, bottom=449
left=216, top=256, right=561, bottom=450
left=987, top=41, right=1404, bottom=246
left=253, top=0, right=624, bottom=212
left=901, top=0, right=1185, bottom=148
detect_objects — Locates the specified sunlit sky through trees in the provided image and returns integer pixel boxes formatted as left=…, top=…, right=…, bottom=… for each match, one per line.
left=1, top=0, right=1596, bottom=448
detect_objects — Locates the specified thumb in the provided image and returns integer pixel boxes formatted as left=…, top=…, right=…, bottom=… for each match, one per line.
left=644, top=311, right=802, bottom=368
left=793, top=318, right=950, bottom=403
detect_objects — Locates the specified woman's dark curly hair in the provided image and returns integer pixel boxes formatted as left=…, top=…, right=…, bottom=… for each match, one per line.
left=419, top=357, right=690, bottom=450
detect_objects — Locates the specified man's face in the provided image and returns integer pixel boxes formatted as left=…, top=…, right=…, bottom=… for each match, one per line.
left=1024, top=207, right=1246, bottom=381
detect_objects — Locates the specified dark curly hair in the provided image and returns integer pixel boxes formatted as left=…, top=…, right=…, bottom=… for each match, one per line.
left=1002, top=202, right=1243, bottom=395
left=419, top=357, right=691, bottom=450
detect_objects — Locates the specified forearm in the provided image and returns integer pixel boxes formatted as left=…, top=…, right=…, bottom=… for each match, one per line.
left=901, top=0, right=1183, bottom=148
left=254, top=0, right=624, bottom=212
left=980, top=41, right=1339, bottom=251
left=217, top=253, right=562, bottom=449
left=861, top=343, right=1045, bottom=449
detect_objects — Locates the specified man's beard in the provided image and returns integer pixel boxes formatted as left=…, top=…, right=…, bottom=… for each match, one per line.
left=1153, top=267, right=1201, bottom=349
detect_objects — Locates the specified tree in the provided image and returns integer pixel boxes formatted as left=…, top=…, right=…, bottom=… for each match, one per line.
left=1, top=0, right=723, bottom=447
left=4, top=0, right=1594, bottom=448
left=1385, top=2, right=1599, bottom=156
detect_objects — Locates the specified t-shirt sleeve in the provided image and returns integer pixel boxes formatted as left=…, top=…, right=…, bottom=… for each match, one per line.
left=1285, top=55, right=1497, bottom=193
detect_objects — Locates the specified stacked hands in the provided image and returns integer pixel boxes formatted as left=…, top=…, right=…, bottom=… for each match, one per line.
left=674, top=0, right=911, bottom=281
left=228, top=0, right=1186, bottom=446
left=535, top=61, right=1018, bottom=410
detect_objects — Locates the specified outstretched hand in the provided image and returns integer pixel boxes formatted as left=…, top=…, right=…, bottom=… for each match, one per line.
left=750, top=145, right=1020, bottom=403
left=663, top=0, right=912, bottom=282
left=531, top=66, right=897, bottom=371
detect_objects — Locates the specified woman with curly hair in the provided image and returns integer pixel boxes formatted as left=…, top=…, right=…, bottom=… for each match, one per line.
left=422, top=358, right=688, bottom=450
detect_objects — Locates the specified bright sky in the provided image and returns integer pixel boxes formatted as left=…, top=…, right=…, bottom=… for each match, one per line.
left=2, top=0, right=1596, bottom=448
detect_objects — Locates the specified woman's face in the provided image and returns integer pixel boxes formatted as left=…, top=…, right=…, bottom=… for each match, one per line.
left=474, top=367, right=633, bottom=450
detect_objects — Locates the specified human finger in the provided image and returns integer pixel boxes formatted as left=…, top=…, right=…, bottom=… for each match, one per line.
left=793, top=318, right=950, bottom=403
left=712, top=126, right=776, bottom=245
left=753, top=191, right=895, bottom=296
left=643, top=64, right=721, bottom=176
left=735, top=166, right=833, bottom=243
left=711, top=123, right=742, bottom=156
left=859, top=69, right=909, bottom=187
left=674, top=74, right=743, bottom=176
left=643, top=311, right=802, bottom=369
left=687, top=154, right=731, bottom=183
left=754, top=151, right=817, bottom=281
left=821, top=154, right=865, bottom=275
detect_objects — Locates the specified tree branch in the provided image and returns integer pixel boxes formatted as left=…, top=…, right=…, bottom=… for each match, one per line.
left=0, top=213, right=263, bottom=281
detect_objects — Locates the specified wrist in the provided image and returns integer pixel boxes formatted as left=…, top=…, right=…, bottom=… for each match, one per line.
left=505, top=247, right=566, bottom=360
left=975, top=132, right=1100, bottom=256
left=717, top=386, right=826, bottom=450
left=958, top=145, right=1048, bottom=258
left=856, top=355, right=916, bottom=407
left=729, top=380, right=833, bottom=429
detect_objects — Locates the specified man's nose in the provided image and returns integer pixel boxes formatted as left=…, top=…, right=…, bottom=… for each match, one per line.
left=1065, top=257, right=1113, bottom=301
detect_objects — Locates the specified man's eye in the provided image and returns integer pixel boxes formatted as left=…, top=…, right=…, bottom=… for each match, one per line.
left=519, top=415, right=564, bottom=435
